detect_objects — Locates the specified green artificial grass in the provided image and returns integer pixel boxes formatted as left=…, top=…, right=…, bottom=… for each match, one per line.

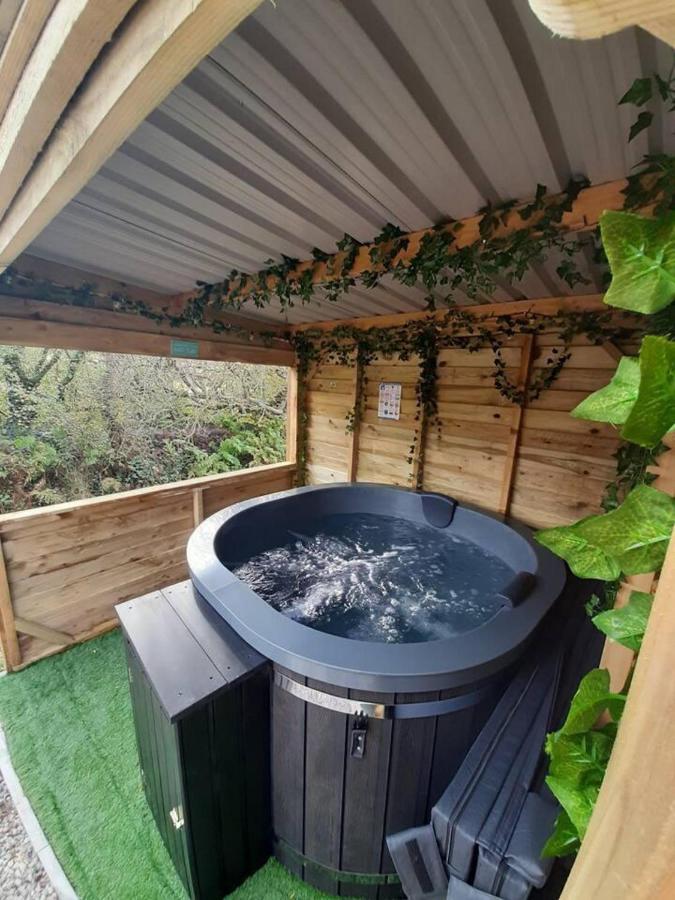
left=0, top=631, right=342, bottom=900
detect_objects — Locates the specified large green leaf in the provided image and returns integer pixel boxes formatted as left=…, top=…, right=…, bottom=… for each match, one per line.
left=541, top=810, right=581, bottom=858
left=621, top=335, right=675, bottom=447
left=555, top=669, right=625, bottom=736
left=535, top=525, right=619, bottom=580
left=536, top=484, right=675, bottom=579
left=571, top=356, right=640, bottom=425
left=600, top=210, right=675, bottom=314
left=545, top=776, right=599, bottom=839
left=547, top=729, right=616, bottom=786
left=593, top=590, right=653, bottom=652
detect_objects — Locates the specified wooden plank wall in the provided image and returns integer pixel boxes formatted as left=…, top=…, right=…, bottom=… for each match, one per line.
left=0, top=462, right=295, bottom=671
left=305, top=330, right=638, bottom=529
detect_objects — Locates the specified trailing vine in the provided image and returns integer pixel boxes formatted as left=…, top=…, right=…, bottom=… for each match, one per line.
left=290, top=306, right=633, bottom=485
left=191, top=175, right=596, bottom=316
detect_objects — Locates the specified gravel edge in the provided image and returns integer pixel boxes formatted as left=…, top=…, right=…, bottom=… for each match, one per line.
left=0, top=724, right=77, bottom=899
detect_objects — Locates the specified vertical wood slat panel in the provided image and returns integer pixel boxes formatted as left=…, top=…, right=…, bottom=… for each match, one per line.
left=271, top=671, right=306, bottom=878
left=303, top=679, right=348, bottom=895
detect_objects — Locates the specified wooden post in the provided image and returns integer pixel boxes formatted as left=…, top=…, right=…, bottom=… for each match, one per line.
left=497, top=335, right=535, bottom=516
left=346, top=356, right=363, bottom=482
left=192, top=487, right=204, bottom=527
left=411, top=405, right=428, bottom=491
left=286, top=366, right=299, bottom=465
left=0, top=535, right=21, bottom=670
left=600, top=434, right=675, bottom=692
left=562, top=527, right=675, bottom=899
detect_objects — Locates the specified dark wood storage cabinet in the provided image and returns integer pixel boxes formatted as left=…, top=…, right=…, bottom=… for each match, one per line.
left=117, top=581, right=271, bottom=900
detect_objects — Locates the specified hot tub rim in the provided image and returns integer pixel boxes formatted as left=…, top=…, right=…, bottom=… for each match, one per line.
left=187, top=483, right=566, bottom=693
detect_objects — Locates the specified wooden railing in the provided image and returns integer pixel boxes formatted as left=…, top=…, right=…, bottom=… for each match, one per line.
left=0, top=461, right=296, bottom=671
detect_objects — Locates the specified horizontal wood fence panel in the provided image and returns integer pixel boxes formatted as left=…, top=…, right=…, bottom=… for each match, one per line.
left=305, top=324, right=636, bottom=527
left=0, top=462, right=295, bottom=670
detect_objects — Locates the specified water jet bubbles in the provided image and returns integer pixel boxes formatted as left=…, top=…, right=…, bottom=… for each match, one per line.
left=232, top=513, right=513, bottom=643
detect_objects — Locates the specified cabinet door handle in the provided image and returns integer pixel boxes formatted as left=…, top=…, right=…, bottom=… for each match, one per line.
left=169, top=805, right=184, bottom=830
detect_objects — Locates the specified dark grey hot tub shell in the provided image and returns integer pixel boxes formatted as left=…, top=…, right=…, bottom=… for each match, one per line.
left=187, top=483, right=566, bottom=896
left=187, top=483, right=565, bottom=694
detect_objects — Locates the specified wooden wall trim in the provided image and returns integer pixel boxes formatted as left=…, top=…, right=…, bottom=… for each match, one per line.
left=497, top=335, right=535, bottom=516
left=562, top=527, right=675, bottom=899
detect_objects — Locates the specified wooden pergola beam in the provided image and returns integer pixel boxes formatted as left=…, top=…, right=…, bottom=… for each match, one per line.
left=0, top=0, right=136, bottom=222
left=0, top=0, right=57, bottom=125
left=528, top=0, right=675, bottom=47
left=187, top=178, right=633, bottom=312
left=0, top=298, right=294, bottom=366
left=0, top=0, right=264, bottom=270
left=8, top=253, right=289, bottom=336
left=291, top=293, right=609, bottom=333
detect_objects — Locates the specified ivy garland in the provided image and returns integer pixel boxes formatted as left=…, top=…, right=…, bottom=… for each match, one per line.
left=290, top=307, right=633, bottom=487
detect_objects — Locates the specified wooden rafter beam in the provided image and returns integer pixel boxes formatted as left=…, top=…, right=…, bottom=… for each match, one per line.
left=0, top=0, right=264, bottom=270
left=528, top=0, right=675, bottom=47
left=0, top=0, right=136, bottom=222
left=290, top=294, right=610, bottom=333
left=8, top=253, right=289, bottom=336
left=0, top=0, right=57, bottom=125
left=0, top=305, right=293, bottom=366
left=183, top=178, right=634, bottom=313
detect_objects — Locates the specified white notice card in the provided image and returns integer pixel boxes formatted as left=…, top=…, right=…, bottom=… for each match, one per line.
left=378, top=382, right=401, bottom=420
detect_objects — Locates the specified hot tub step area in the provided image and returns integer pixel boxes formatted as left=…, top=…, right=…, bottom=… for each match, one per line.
left=116, top=581, right=271, bottom=900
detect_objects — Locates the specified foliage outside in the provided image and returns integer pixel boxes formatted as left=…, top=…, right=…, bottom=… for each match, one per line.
left=0, top=350, right=287, bottom=513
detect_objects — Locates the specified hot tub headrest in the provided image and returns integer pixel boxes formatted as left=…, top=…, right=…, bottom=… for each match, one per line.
left=420, top=492, right=457, bottom=528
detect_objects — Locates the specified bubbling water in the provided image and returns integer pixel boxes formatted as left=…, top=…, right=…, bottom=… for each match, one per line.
left=232, top=513, right=513, bottom=643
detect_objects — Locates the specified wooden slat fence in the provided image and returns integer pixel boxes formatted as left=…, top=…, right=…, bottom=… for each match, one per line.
left=305, top=329, right=639, bottom=529
left=0, top=461, right=296, bottom=671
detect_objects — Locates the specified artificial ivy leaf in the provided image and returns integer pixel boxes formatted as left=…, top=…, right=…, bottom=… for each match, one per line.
left=571, top=356, right=640, bottom=425
left=619, top=77, right=653, bottom=107
left=621, top=335, right=675, bottom=447
left=628, top=111, right=654, bottom=142
left=593, top=590, right=653, bottom=652
left=556, top=669, right=625, bottom=736
left=536, top=526, right=620, bottom=580
left=547, top=728, right=616, bottom=786
left=600, top=210, right=675, bottom=314
left=536, top=484, right=675, bottom=579
left=541, top=809, right=581, bottom=858
left=545, top=776, right=599, bottom=839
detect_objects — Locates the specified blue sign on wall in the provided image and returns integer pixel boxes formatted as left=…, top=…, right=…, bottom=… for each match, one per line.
left=170, top=339, right=200, bottom=358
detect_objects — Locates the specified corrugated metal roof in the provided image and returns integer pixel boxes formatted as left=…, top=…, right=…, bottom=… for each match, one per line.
left=25, top=0, right=675, bottom=324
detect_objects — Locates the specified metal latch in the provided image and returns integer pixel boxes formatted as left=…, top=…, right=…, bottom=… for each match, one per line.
left=169, top=805, right=184, bottom=830
left=350, top=713, right=368, bottom=758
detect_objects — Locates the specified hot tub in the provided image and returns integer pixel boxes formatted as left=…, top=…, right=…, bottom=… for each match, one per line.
left=187, top=483, right=565, bottom=896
